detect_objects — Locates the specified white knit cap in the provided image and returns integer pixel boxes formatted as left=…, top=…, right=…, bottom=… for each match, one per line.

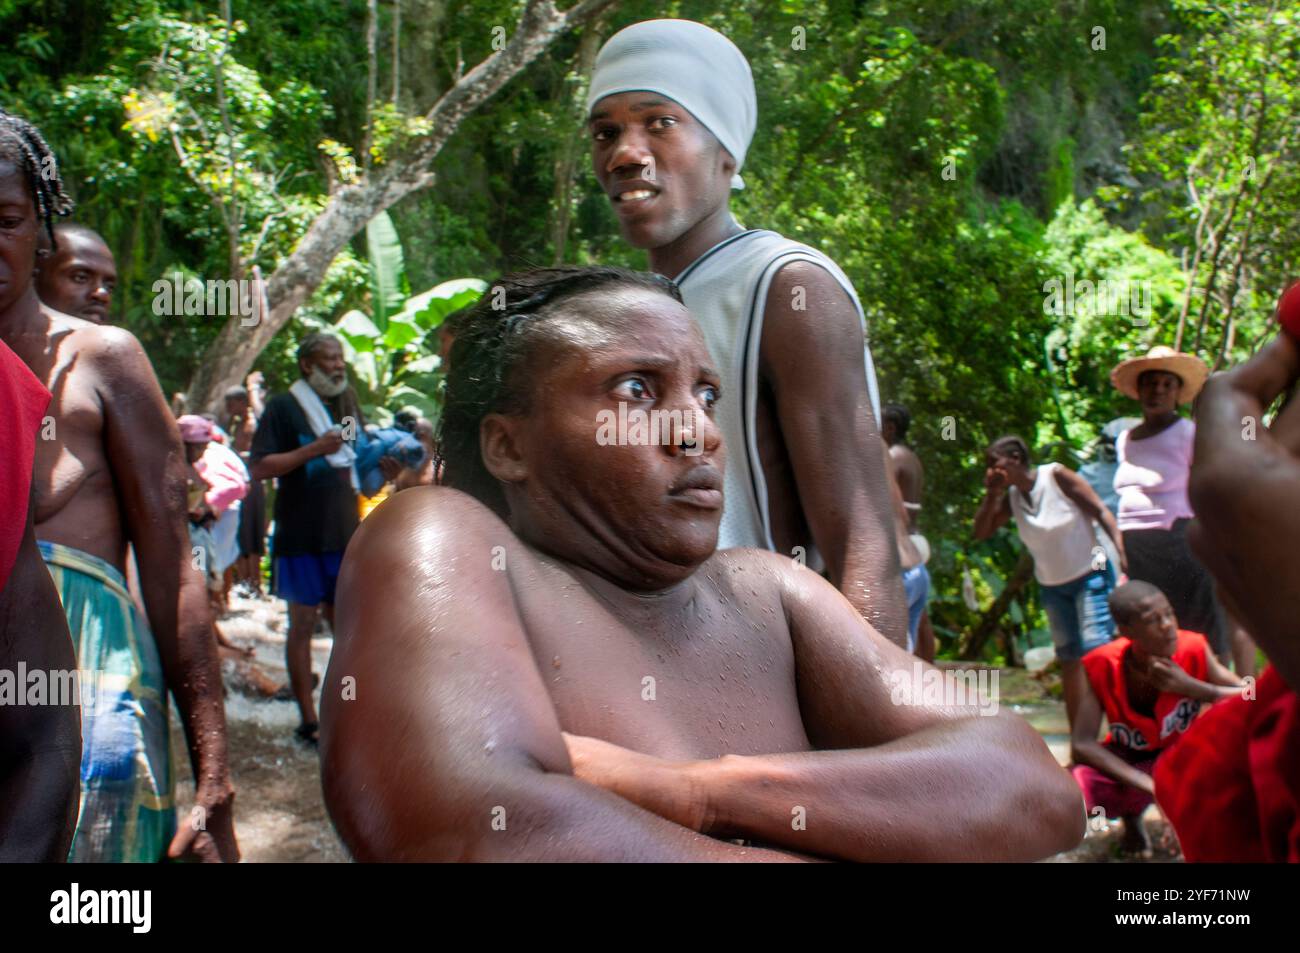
left=587, top=19, right=757, bottom=190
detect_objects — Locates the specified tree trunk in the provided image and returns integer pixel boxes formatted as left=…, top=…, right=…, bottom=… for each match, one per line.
left=550, top=20, right=604, bottom=264
left=958, top=550, right=1035, bottom=660
left=185, top=0, right=620, bottom=412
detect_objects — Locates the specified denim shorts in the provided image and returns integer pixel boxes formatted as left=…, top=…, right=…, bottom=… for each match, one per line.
left=273, top=551, right=345, bottom=607
left=1040, top=567, right=1116, bottom=662
left=902, top=563, right=932, bottom=654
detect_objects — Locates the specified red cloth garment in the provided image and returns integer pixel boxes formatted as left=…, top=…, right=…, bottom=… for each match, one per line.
left=1081, top=630, right=1210, bottom=752
left=1155, top=665, right=1300, bottom=862
left=0, top=338, right=51, bottom=592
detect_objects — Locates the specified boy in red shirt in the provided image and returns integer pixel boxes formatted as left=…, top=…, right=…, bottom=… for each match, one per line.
left=1070, top=580, right=1244, bottom=856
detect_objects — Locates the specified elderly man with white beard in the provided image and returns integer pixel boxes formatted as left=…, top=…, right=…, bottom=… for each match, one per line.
left=249, top=333, right=362, bottom=746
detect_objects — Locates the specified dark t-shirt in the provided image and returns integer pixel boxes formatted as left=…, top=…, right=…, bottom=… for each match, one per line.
left=250, top=392, right=359, bottom=558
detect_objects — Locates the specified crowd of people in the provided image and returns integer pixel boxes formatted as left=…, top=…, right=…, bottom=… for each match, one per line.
left=1, top=18, right=1296, bottom=864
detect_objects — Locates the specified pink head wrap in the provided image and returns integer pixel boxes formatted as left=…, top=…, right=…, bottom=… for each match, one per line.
left=177, top=414, right=215, bottom=444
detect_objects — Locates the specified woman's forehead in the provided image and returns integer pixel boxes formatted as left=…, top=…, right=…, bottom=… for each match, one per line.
left=548, top=288, right=700, bottom=352
left=0, top=160, right=32, bottom=203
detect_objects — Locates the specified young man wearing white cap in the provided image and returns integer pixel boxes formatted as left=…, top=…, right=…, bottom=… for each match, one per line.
left=586, top=19, right=906, bottom=644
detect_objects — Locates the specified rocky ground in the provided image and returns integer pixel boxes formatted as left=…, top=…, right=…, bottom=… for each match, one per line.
left=171, top=590, right=347, bottom=863
left=175, top=591, right=1179, bottom=863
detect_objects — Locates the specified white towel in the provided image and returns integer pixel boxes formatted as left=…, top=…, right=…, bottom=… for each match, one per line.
left=289, top=378, right=359, bottom=491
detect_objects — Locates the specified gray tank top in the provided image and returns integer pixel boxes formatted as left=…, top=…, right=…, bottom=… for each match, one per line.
left=674, top=229, right=882, bottom=553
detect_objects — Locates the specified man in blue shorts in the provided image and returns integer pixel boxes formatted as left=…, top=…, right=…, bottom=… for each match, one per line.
left=250, top=333, right=361, bottom=745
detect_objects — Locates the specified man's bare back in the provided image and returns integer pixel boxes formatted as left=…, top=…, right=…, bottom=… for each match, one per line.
left=889, top=442, right=924, bottom=535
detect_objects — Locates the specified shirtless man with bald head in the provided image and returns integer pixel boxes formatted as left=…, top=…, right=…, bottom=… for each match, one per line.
left=321, top=267, right=1083, bottom=862
left=0, top=109, right=236, bottom=862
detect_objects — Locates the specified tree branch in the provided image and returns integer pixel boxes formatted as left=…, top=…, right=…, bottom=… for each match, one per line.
left=184, top=0, right=622, bottom=411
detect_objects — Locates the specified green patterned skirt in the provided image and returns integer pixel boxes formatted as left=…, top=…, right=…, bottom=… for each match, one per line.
left=40, top=541, right=175, bottom=862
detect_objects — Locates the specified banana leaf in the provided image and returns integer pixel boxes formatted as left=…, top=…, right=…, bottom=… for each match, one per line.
left=365, top=210, right=409, bottom=332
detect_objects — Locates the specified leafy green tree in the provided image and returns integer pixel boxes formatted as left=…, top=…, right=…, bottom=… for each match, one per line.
left=9, top=0, right=1294, bottom=660
left=1123, top=0, right=1300, bottom=370
left=1041, top=198, right=1186, bottom=446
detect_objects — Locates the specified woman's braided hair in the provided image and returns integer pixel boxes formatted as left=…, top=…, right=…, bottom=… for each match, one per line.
left=0, top=108, right=74, bottom=248
left=436, top=266, right=683, bottom=519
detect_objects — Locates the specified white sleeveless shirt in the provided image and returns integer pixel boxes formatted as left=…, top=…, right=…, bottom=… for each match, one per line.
left=674, top=229, right=882, bottom=553
left=1008, top=463, right=1098, bottom=586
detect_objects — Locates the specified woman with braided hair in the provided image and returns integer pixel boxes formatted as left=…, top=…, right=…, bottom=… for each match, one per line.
left=0, top=108, right=238, bottom=862
left=0, top=109, right=81, bottom=860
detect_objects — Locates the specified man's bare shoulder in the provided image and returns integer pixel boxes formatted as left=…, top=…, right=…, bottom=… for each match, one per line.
left=760, top=259, right=867, bottom=373
left=76, top=322, right=143, bottom=361
left=889, top=442, right=923, bottom=474
left=42, top=304, right=108, bottom=339
left=888, top=442, right=918, bottom=464
left=48, top=310, right=154, bottom=380
left=766, top=258, right=855, bottom=313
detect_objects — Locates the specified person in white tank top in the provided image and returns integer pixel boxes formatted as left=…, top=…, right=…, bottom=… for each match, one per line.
left=585, top=19, right=907, bottom=646
left=973, top=435, right=1127, bottom=732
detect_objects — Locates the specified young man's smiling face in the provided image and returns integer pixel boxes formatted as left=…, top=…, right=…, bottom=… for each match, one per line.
left=588, top=93, right=735, bottom=253
left=483, top=286, right=726, bottom=587
left=0, top=160, right=39, bottom=316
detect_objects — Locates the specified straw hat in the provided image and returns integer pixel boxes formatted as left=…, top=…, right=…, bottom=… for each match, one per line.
left=1110, top=346, right=1208, bottom=404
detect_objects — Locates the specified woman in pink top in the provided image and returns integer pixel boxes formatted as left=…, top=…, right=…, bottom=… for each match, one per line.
left=1110, top=346, right=1228, bottom=661
left=178, top=414, right=249, bottom=609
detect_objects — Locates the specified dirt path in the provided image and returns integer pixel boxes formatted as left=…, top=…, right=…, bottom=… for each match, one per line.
left=180, top=593, right=1177, bottom=863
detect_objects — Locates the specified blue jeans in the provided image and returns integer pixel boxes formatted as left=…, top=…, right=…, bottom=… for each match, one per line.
left=902, top=563, right=931, bottom=654
left=1040, top=567, right=1116, bottom=662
